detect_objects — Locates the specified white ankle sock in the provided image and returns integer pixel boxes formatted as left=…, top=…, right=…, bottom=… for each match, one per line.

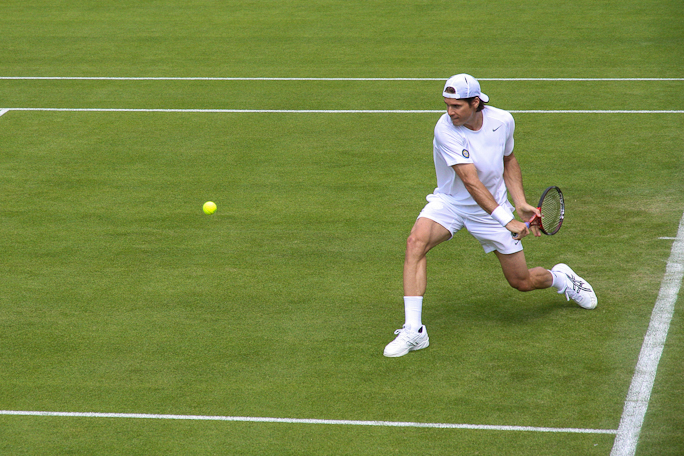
left=550, top=270, right=567, bottom=293
left=404, top=296, right=423, bottom=330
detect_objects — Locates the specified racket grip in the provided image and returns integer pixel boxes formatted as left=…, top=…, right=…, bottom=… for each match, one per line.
left=511, top=221, right=531, bottom=238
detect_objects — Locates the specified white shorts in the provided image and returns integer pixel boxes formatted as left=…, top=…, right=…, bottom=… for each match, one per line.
left=417, top=193, right=523, bottom=254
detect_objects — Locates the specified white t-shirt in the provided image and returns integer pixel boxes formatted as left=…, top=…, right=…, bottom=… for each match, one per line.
left=432, top=105, right=515, bottom=215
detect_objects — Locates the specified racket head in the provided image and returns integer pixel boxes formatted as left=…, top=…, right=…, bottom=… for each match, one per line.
left=536, top=186, right=564, bottom=235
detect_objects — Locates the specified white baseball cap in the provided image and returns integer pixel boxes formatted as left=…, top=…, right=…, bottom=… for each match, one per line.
left=442, top=74, right=489, bottom=102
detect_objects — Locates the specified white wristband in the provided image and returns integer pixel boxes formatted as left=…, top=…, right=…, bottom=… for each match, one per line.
left=491, top=205, right=514, bottom=227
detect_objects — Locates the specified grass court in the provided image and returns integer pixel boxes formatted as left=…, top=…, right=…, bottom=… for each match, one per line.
left=1, top=1, right=683, bottom=454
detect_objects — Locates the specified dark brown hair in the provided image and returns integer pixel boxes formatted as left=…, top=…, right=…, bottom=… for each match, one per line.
left=444, top=87, right=487, bottom=112
left=462, top=96, right=487, bottom=112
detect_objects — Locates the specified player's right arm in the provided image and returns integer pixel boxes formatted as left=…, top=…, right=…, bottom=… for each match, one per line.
left=452, top=163, right=530, bottom=239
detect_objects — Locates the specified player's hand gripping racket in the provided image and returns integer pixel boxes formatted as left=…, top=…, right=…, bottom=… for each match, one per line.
left=516, top=186, right=565, bottom=236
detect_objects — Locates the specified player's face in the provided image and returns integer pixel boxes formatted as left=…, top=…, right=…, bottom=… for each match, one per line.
left=444, top=97, right=479, bottom=128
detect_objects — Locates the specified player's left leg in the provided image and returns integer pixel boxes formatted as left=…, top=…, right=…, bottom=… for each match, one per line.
left=494, top=250, right=554, bottom=292
left=495, top=251, right=598, bottom=309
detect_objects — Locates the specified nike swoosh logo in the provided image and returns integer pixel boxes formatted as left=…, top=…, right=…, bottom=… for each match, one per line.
left=493, top=125, right=501, bottom=131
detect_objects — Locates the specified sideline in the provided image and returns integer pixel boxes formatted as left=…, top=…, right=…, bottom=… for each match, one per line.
left=611, top=212, right=684, bottom=456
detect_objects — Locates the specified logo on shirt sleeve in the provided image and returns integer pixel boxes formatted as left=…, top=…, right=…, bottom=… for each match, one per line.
left=462, top=149, right=470, bottom=158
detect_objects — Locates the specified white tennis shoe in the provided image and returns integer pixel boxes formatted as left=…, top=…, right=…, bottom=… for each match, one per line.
left=552, top=263, right=598, bottom=309
left=383, top=325, right=429, bottom=357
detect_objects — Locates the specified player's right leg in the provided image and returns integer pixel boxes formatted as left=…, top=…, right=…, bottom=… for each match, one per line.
left=384, top=217, right=452, bottom=358
left=403, top=217, right=452, bottom=297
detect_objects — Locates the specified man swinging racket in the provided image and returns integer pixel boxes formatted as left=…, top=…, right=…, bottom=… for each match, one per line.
left=383, top=74, right=597, bottom=358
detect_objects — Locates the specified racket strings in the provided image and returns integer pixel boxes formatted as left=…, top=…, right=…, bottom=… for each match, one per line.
left=540, top=193, right=563, bottom=234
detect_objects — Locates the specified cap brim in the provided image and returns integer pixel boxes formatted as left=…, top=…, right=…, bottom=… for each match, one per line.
left=442, top=92, right=489, bottom=103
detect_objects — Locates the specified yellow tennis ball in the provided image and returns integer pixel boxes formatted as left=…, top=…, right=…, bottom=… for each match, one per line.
left=203, top=201, right=217, bottom=215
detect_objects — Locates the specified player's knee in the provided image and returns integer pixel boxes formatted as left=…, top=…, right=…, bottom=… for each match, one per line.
left=406, top=233, right=429, bottom=257
left=507, top=277, right=535, bottom=292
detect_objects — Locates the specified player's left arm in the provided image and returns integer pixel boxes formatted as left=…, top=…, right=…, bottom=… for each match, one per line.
left=503, top=153, right=541, bottom=236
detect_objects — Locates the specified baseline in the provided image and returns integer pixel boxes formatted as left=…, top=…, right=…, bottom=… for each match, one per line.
left=0, top=410, right=617, bottom=434
left=1, top=77, right=683, bottom=81
left=1, top=108, right=683, bottom=114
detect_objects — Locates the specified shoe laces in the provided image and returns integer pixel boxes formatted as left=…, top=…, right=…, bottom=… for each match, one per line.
left=393, top=327, right=420, bottom=345
left=393, top=327, right=409, bottom=339
left=563, top=274, right=591, bottom=302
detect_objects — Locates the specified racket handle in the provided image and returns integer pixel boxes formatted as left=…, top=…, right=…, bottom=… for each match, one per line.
left=511, top=221, right=531, bottom=238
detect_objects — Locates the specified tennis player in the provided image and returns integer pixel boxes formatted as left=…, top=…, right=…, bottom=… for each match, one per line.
left=384, top=74, right=598, bottom=358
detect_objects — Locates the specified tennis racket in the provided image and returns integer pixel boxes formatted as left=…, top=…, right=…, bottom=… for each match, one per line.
left=525, top=186, right=565, bottom=235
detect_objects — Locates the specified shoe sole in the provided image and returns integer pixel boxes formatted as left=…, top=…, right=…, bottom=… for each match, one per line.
left=383, top=339, right=429, bottom=358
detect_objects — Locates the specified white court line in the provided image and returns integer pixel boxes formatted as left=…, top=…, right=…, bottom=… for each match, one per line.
left=0, top=77, right=683, bottom=81
left=1, top=108, right=683, bottom=114
left=512, top=111, right=684, bottom=114
left=0, top=109, right=8, bottom=117
left=0, top=410, right=617, bottom=434
left=611, top=212, right=684, bottom=456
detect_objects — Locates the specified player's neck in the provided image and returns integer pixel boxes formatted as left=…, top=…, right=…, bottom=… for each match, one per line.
left=463, top=111, right=483, bottom=131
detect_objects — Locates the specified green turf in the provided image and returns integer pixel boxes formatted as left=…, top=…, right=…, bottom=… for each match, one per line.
left=2, top=0, right=682, bottom=77
left=1, top=0, right=683, bottom=455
